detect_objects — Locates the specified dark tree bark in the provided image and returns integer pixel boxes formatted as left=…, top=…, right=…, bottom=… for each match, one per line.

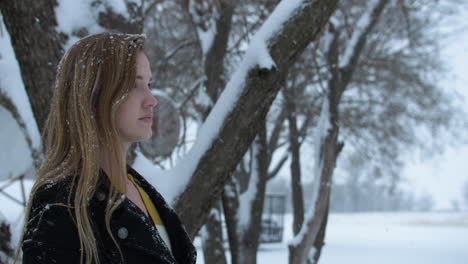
left=221, top=121, right=270, bottom=264
left=221, top=178, right=240, bottom=263
left=98, top=8, right=142, bottom=34
left=201, top=202, right=227, bottom=264
left=0, top=221, right=13, bottom=263
left=202, top=1, right=234, bottom=102
left=285, top=85, right=305, bottom=236
left=94, top=0, right=163, bottom=34
left=239, top=122, right=269, bottom=264
left=0, top=0, right=66, bottom=135
left=310, top=195, right=330, bottom=264
left=175, top=0, right=338, bottom=239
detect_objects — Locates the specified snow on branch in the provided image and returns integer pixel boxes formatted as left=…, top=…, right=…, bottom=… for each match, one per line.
left=188, top=0, right=218, bottom=59
left=339, top=0, right=381, bottom=68
left=55, top=0, right=106, bottom=48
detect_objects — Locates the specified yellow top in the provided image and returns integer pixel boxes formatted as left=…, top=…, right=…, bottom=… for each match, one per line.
left=128, top=174, right=164, bottom=226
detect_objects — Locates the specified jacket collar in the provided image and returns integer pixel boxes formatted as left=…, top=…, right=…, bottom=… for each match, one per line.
left=89, top=165, right=196, bottom=264
left=126, top=166, right=197, bottom=263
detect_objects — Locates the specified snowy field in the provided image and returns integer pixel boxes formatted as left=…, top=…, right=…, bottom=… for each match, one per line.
left=194, top=212, right=468, bottom=264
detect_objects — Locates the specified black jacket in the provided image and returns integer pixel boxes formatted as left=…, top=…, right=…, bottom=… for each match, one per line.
left=22, top=166, right=197, bottom=263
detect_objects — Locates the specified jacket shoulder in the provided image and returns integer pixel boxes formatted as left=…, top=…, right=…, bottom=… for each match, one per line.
left=31, top=176, right=75, bottom=205
left=23, top=177, right=80, bottom=255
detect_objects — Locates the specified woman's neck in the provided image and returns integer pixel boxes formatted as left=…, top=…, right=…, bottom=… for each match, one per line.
left=100, top=143, right=129, bottom=184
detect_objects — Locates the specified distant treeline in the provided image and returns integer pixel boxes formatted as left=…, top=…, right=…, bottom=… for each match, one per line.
left=267, top=176, right=434, bottom=213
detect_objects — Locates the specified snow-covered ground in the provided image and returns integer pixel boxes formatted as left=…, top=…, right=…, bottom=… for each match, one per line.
left=194, top=212, right=468, bottom=264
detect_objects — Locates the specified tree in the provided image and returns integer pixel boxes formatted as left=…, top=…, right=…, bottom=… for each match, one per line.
left=222, top=125, right=271, bottom=264
left=0, top=0, right=65, bottom=135
left=183, top=0, right=234, bottom=262
left=285, top=0, right=465, bottom=263
left=221, top=108, right=291, bottom=263
left=288, top=1, right=389, bottom=263
left=167, top=0, right=338, bottom=239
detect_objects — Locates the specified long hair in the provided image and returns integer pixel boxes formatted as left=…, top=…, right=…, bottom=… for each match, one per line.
left=15, top=32, right=146, bottom=264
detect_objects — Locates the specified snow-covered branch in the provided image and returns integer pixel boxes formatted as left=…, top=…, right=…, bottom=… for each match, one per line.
left=339, top=0, right=389, bottom=69
left=170, top=0, right=338, bottom=238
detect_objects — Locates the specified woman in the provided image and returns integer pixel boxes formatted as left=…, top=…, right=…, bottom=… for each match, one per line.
left=15, top=33, right=197, bottom=263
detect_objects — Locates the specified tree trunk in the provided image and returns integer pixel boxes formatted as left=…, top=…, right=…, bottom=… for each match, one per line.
left=193, top=1, right=235, bottom=261
left=309, top=194, right=330, bottom=264
left=222, top=122, right=269, bottom=264
left=175, top=0, right=338, bottom=239
left=285, top=85, right=305, bottom=236
left=240, top=123, right=269, bottom=264
left=203, top=1, right=234, bottom=102
left=237, top=245, right=258, bottom=264
left=286, top=79, right=342, bottom=263
left=201, top=202, right=227, bottom=264
left=222, top=178, right=241, bottom=264
left=0, top=0, right=66, bottom=135
left=288, top=119, right=341, bottom=264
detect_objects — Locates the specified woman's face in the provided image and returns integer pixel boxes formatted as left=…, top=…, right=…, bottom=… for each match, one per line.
left=115, top=51, right=157, bottom=147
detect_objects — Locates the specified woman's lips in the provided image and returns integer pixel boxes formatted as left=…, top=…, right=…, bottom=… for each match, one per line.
left=139, top=117, right=153, bottom=123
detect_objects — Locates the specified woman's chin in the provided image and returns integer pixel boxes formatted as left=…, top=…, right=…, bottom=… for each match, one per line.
left=141, top=132, right=153, bottom=141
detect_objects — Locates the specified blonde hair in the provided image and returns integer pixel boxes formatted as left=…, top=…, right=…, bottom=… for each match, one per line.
left=15, top=32, right=146, bottom=264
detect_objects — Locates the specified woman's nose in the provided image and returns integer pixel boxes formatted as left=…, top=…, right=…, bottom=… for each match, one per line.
left=145, top=92, right=158, bottom=108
